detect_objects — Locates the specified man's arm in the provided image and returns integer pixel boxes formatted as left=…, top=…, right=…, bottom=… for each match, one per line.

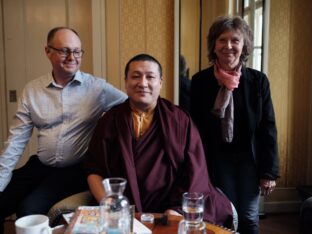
left=102, top=81, right=127, bottom=112
left=87, top=174, right=105, bottom=203
left=0, top=89, right=34, bottom=191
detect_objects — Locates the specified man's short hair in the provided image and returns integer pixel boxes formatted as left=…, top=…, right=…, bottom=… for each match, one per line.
left=125, top=54, right=163, bottom=78
left=47, top=26, right=79, bottom=44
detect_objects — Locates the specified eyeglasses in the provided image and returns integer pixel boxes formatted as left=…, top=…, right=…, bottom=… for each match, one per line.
left=48, top=45, right=84, bottom=58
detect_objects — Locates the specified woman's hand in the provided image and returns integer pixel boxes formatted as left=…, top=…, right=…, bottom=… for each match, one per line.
left=260, top=179, right=276, bottom=196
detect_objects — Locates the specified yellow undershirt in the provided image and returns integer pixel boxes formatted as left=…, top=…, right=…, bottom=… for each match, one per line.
left=131, top=108, right=155, bottom=139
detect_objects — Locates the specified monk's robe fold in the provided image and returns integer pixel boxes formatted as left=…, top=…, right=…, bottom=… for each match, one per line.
left=84, top=98, right=233, bottom=227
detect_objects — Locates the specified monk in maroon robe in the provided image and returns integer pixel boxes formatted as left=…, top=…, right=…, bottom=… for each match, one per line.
left=84, top=54, right=233, bottom=227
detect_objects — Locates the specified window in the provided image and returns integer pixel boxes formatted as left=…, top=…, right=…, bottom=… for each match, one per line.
left=242, top=0, right=265, bottom=71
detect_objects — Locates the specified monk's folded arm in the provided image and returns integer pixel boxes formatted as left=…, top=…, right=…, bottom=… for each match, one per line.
left=87, top=174, right=106, bottom=203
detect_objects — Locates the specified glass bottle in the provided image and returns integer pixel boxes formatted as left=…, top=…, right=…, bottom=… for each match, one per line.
left=99, top=177, right=130, bottom=234
left=178, top=192, right=206, bottom=234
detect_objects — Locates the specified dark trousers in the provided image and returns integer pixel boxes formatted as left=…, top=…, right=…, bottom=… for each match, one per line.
left=214, top=152, right=260, bottom=234
left=0, top=155, right=88, bottom=234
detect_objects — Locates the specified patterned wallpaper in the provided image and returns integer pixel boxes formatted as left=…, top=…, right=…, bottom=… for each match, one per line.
left=269, top=0, right=312, bottom=187
left=268, top=0, right=291, bottom=187
left=287, top=0, right=312, bottom=186
left=106, top=0, right=174, bottom=100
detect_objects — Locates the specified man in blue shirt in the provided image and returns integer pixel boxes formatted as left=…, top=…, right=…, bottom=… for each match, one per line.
left=0, top=27, right=127, bottom=233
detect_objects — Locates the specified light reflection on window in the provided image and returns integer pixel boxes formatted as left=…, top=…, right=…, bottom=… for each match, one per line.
left=253, top=48, right=262, bottom=71
left=243, top=0, right=264, bottom=71
left=254, top=7, right=263, bottom=47
left=244, top=0, right=250, bottom=8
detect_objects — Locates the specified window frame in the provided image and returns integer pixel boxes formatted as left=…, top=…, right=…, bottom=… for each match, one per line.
left=241, top=0, right=270, bottom=73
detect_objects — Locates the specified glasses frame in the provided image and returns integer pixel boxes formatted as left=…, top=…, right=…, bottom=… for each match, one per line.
left=48, top=45, right=85, bottom=58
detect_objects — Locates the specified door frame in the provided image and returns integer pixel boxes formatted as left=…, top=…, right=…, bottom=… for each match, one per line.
left=91, top=0, right=107, bottom=79
left=0, top=0, right=8, bottom=149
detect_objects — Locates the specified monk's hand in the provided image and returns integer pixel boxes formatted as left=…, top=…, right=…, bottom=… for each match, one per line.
left=260, top=179, right=276, bottom=196
left=165, top=209, right=182, bottom=216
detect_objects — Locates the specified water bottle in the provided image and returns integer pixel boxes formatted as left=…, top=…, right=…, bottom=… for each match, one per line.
left=99, top=177, right=130, bottom=234
left=178, top=192, right=206, bottom=234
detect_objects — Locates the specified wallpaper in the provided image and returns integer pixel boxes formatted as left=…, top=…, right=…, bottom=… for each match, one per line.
left=269, top=0, right=312, bottom=187
left=106, top=0, right=174, bottom=100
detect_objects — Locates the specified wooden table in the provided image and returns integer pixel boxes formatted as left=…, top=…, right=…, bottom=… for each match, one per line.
left=52, top=212, right=234, bottom=234
left=137, top=213, right=234, bottom=234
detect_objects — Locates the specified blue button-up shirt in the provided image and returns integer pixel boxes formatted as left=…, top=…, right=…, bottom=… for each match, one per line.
left=0, top=71, right=127, bottom=191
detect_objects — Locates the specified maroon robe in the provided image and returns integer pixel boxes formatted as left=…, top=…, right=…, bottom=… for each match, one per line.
left=84, top=98, right=233, bottom=227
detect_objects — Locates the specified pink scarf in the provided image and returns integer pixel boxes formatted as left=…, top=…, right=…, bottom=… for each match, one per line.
left=211, top=61, right=242, bottom=142
left=214, top=61, right=241, bottom=90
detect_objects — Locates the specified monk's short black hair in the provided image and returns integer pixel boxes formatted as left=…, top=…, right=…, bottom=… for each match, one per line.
left=125, top=53, right=163, bottom=78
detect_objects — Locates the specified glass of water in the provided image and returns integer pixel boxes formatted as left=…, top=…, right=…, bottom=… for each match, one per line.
left=178, top=192, right=206, bottom=234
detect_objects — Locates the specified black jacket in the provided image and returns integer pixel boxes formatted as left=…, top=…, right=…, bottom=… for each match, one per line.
left=190, top=66, right=279, bottom=181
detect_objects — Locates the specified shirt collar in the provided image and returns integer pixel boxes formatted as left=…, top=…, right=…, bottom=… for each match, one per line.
left=45, top=70, right=82, bottom=88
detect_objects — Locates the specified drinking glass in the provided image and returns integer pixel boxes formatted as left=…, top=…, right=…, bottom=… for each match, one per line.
left=178, top=192, right=206, bottom=234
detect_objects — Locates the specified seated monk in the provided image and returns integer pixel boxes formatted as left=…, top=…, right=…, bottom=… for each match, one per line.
left=84, top=53, right=234, bottom=227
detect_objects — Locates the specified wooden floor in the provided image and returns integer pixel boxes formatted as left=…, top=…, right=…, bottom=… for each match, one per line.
left=5, top=213, right=300, bottom=234
left=259, top=212, right=299, bottom=234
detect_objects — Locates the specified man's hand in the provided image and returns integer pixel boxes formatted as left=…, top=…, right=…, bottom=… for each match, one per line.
left=260, top=179, right=276, bottom=196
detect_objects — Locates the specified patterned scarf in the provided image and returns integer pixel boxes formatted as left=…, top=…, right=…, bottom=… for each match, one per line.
left=211, top=61, right=241, bottom=142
